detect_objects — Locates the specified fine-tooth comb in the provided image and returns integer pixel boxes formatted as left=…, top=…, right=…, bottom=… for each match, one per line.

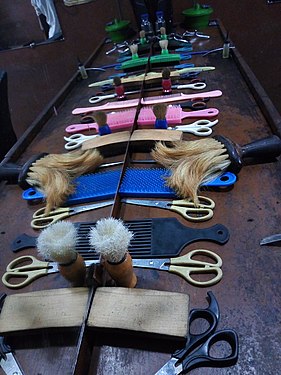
left=71, top=90, right=222, bottom=115
left=65, top=106, right=219, bottom=134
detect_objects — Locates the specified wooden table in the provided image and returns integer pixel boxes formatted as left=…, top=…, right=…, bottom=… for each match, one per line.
left=0, top=21, right=280, bottom=375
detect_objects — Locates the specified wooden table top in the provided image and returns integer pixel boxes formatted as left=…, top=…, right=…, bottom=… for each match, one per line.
left=0, top=21, right=280, bottom=375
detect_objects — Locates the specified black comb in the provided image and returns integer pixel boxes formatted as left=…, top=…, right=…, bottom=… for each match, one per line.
left=11, top=218, right=229, bottom=258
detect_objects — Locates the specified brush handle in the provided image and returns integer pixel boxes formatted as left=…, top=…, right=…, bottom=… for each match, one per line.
left=241, top=135, right=281, bottom=160
left=65, top=122, right=99, bottom=133
left=0, top=163, right=21, bottom=184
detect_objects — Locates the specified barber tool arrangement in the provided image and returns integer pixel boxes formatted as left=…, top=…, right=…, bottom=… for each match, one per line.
left=1, top=3, right=281, bottom=374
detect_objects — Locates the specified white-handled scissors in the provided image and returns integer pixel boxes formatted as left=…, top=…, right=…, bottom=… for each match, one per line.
left=64, top=133, right=100, bottom=150
left=89, top=90, right=140, bottom=104
left=168, top=119, right=218, bottom=136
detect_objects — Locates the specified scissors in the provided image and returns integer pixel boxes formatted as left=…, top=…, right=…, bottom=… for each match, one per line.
left=168, top=119, right=218, bottom=136
left=154, top=291, right=239, bottom=374
left=64, top=133, right=100, bottom=150
left=179, top=97, right=209, bottom=111
left=121, top=196, right=215, bottom=221
left=31, top=200, right=114, bottom=229
left=2, top=255, right=95, bottom=289
left=132, top=249, right=223, bottom=286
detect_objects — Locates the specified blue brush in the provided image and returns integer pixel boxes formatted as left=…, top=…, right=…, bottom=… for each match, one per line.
left=22, top=169, right=236, bottom=204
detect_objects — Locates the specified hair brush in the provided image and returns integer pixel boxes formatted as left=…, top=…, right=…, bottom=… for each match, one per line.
left=152, top=135, right=281, bottom=204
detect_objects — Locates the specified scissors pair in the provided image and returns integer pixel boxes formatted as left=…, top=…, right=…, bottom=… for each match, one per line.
left=2, top=255, right=95, bottom=289
left=154, top=291, right=239, bottom=374
left=121, top=196, right=215, bottom=222
left=64, top=133, right=100, bottom=150
left=132, top=249, right=222, bottom=286
left=169, top=119, right=218, bottom=136
left=31, top=200, right=114, bottom=229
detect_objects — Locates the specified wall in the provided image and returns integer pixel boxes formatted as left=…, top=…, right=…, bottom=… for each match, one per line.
left=0, top=0, right=136, bottom=137
left=173, top=1, right=281, bottom=118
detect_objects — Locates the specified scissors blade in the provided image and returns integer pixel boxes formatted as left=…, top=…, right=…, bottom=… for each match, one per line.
left=71, top=200, right=114, bottom=214
left=132, top=259, right=169, bottom=270
left=0, top=352, right=25, bottom=375
left=154, top=357, right=182, bottom=375
left=260, top=233, right=281, bottom=246
left=121, top=199, right=170, bottom=210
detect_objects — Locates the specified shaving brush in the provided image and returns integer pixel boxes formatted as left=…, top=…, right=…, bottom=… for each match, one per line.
left=36, top=221, right=86, bottom=286
left=153, top=104, right=168, bottom=129
left=0, top=148, right=104, bottom=214
left=159, top=27, right=167, bottom=40
left=159, top=39, right=169, bottom=55
left=162, top=67, right=172, bottom=94
left=152, top=135, right=281, bottom=205
left=89, top=217, right=137, bottom=288
left=113, top=76, right=126, bottom=100
left=129, top=44, right=139, bottom=60
left=139, top=30, right=147, bottom=45
left=93, top=111, right=112, bottom=136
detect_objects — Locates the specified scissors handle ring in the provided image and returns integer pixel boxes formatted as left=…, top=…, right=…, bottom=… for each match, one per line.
left=2, top=269, right=48, bottom=289
left=89, top=93, right=115, bottom=104
left=169, top=265, right=223, bottom=286
left=6, top=255, right=49, bottom=271
left=170, top=204, right=213, bottom=221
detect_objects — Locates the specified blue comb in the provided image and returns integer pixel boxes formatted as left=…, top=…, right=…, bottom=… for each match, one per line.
left=22, top=168, right=236, bottom=204
left=119, top=169, right=236, bottom=198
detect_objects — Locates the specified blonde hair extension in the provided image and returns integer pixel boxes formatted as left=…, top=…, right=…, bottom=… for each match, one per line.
left=26, top=149, right=103, bottom=213
left=152, top=139, right=231, bottom=204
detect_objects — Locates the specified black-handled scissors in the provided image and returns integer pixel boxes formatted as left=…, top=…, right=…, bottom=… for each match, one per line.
left=177, top=97, right=210, bottom=111
left=154, top=291, right=239, bottom=374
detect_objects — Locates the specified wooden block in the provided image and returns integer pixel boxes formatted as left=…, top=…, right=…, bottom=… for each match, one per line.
left=0, top=287, right=89, bottom=335
left=81, top=130, right=130, bottom=152
left=87, top=287, right=189, bottom=340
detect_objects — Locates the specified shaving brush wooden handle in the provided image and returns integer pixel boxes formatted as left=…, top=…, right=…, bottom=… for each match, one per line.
left=214, top=135, right=281, bottom=173
left=104, top=252, right=137, bottom=288
left=58, top=253, right=86, bottom=286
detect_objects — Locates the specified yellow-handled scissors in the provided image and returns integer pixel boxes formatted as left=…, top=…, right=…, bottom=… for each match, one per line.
left=2, top=255, right=95, bottom=289
left=131, top=249, right=223, bottom=286
left=121, top=196, right=215, bottom=222
left=31, top=200, right=114, bottom=229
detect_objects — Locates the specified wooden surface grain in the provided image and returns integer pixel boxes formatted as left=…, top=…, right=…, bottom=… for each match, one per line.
left=0, top=22, right=280, bottom=375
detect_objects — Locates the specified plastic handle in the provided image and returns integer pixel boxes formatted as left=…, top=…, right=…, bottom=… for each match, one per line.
left=169, top=265, right=223, bottom=286
left=2, top=269, right=48, bottom=289
left=170, top=205, right=213, bottom=221
left=65, top=123, right=98, bottom=134
left=0, top=164, right=21, bottom=183
left=241, top=135, right=281, bottom=160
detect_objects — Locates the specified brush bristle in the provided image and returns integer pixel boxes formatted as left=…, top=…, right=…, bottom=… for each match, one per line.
left=159, top=39, right=168, bottom=50
left=89, top=217, right=133, bottom=263
left=130, top=44, right=138, bottom=56
left=139, top=30, right=146, bottom=39
left=153, top=104, right=167, bottom=120
left=162, top=67, right=171, bottom=79
left=160, top=27, right=166, bottom=35
left=26, top=149, right=103, bottom=213
left=151, top=139, right=231, bottom=204
left=113, top=76, right=122, bottom=86
left=93, top=111, right=107, bottom=127
left=36, top=221, right=77, bottom=264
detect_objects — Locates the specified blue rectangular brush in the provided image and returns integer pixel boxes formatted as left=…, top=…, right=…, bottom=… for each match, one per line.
left=22, top=168, right=236, bottom=204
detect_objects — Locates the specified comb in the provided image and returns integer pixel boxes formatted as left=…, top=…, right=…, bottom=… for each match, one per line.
left=22, top=168, right=236, bottom=204
left=66, top=106, right=219, bottom=134
left=11, top=218, right=229, bottom=256
left=88, top=66, right=216, bottom=88
left=72, top=90, right=222, bottom=115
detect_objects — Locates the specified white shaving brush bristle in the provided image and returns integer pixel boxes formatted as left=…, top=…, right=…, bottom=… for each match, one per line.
left=89, top=217, right=133, bottom=263
left=159, top=39, right=168, bottom=51
left=129, top=44, right=139, bottom=57
left=36, top=221, right=77, bottom=264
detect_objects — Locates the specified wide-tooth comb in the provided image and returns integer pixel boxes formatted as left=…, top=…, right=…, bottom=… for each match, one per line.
left=71, top=90, right=222, bottom=115
left=65, top=106, right=219, bottom=134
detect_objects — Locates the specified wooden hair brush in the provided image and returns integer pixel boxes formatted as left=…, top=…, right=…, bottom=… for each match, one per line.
left=152, top=135, right=281, bottom=204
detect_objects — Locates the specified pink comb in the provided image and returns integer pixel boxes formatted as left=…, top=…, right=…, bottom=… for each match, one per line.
left=71, top=90, right=222, bottom=115
left=66, top=106, right=219, bottom=134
